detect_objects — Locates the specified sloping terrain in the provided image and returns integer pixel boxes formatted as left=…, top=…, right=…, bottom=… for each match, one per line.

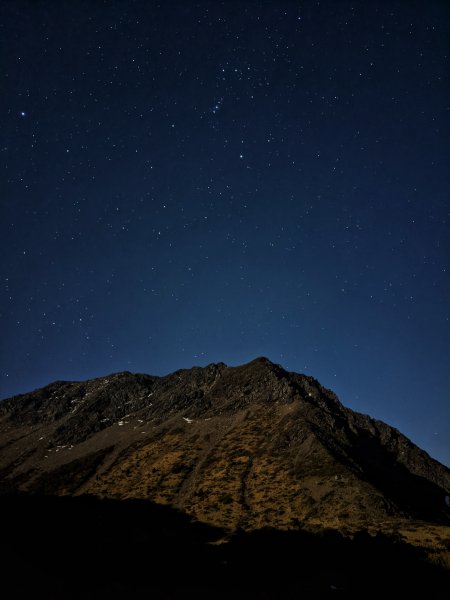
left=2, top=357, right=450, bottom=596
left=1, top=357, right=449, bottom=539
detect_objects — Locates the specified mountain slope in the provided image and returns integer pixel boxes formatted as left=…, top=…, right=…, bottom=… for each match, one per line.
left=1, top=357, right=449, bottom=535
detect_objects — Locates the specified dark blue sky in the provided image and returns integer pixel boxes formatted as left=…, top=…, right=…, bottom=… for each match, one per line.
left=1, top=1, right=449, bottom=465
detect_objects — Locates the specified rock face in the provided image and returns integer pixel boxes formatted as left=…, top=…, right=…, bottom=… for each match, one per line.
left=1, top=357, right=449, bottom=532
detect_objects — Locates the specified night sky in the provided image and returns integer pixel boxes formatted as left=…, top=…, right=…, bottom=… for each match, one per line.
left=1, top=1, right=449, bottom=465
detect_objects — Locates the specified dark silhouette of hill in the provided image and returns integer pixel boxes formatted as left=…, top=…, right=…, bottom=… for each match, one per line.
left=1, top=493, right=449, bottom=599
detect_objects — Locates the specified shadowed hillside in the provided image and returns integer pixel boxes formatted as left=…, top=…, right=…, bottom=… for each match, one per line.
left=1, top=493, right=449, bottom=599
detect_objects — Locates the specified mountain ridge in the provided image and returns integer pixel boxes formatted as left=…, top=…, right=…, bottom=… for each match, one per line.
left=1, top=357, right=449, bottom=541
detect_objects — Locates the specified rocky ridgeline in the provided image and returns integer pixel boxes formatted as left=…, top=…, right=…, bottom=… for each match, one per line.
left=0, top=357, right=449, bottom=534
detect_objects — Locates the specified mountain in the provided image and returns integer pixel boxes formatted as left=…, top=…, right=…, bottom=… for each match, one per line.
left=1, top=357, right=449, bottom=530
left=1, top=357, right=450, bottom=598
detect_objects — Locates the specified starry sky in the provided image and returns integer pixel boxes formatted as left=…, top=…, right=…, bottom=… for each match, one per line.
left=1, top=1, right=449, bottom=465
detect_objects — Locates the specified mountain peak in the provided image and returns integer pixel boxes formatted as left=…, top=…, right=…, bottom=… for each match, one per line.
left=246, top=355, right=276, bottom=366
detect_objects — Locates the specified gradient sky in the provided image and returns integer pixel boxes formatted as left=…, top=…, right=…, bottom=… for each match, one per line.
left=1, top=1, right=449, bottom=466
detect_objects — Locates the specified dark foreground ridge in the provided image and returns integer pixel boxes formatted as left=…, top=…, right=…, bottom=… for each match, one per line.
left=1, top=493, right=449, bottom=599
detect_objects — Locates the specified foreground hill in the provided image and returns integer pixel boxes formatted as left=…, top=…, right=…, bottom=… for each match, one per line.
left=1, top=493, right=449, bottom=599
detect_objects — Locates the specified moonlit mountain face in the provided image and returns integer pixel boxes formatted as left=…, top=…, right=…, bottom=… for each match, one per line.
left=1, top=358, right=449, bottom=531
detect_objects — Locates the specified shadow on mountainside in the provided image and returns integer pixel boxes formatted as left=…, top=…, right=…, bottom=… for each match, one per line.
left=315, top=423, right=450, bottom=524
left=1, top=493, right=449, bottom=599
